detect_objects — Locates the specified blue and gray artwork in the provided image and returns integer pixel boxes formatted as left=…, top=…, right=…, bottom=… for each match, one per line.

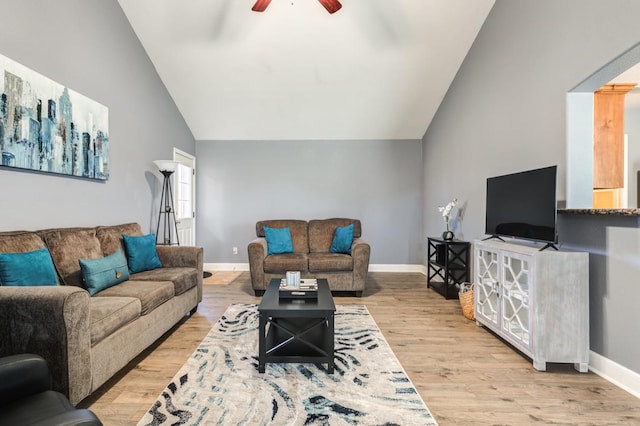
left=0, top=53, right=109, bottom=180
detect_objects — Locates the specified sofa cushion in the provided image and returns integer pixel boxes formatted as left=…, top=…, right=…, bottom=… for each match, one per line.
left=309, top=219, right=362, bottom=253
left=264, top=253, right=308, bottom=273
left=263, top=226, right=294, bottom=255
left=131, top=267, right=198, bottom=296
left=89, top=296, right=141, bottom=346
left=330, top=224, right=354, bottom=254
left=256, top=220, right=309, bottom=254
left=79, top=250, right=130, bottom=296
left=0, top=248, right=58, bottom=286
left=96, top=223, right=143, bottom=257
left=40, top=228, right=103, bottom=288
left=308, top=253, right=353, bottom=272
left=94, top=280, right=174, bottom=316
left=122, top=234, right=162, bottom=273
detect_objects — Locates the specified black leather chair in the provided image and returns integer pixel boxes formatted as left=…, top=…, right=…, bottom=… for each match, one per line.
left=0, top=354, right=102, bottom=426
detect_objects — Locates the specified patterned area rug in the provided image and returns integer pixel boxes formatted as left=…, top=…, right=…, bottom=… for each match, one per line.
left=137, top=304, right=438, bottom=426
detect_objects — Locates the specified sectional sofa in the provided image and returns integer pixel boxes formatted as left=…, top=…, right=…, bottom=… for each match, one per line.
left=0, top=223, right=203, bottom=405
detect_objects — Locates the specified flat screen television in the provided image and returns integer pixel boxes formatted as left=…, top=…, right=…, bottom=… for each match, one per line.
left=485, top=165, right=558, bottom=247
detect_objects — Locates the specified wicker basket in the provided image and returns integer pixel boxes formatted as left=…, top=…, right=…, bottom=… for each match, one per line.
left=459, top=283, right=475, bottom=321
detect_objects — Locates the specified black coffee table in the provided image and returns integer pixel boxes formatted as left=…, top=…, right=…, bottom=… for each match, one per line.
left=258, top=278, right=336, bottom=373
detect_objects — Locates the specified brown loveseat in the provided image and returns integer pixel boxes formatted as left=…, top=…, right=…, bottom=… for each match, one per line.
left=0, top=223, right=203, bottom=405
left=248, top=218, right=370, bottom=296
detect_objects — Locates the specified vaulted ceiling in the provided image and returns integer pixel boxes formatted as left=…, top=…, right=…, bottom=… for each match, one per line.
left=118, top=0, right=495, bottom=141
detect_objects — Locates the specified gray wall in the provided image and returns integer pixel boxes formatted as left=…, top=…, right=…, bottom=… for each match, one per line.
left=0, top=0, right=195, bottom=232
left=196, top=140, right=423, bottom=265
left=423, top=0, right=640, bottom=373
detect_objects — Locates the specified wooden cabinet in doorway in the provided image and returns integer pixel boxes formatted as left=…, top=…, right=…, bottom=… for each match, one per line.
left=593, top=83, right=635, bottom=189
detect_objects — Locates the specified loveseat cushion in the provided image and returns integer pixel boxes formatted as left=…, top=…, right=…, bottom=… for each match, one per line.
left=330, top=224, right=354, bottom=254
left=89, top=296, right=141, bottom=346
left=40, top=228, right=103, bottom=288
left=263, top=226, right=294, bottom=255
left=131, top=267, right=198, bottom=296
left=94, top=280, right=174, bottom=316
left=309, top=219, right=362, bottom=253
left=308, top=253, right=353, bottom=272
left=264, top=253, right=308, bottom=273
left=256, top=220, right=309, bottom=254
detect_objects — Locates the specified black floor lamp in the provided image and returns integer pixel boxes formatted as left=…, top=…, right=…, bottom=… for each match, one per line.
left=154, top=160, right=179, bottom=246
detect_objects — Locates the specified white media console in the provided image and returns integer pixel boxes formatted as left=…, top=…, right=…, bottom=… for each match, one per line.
left=474, top=238, right=589, bottom=372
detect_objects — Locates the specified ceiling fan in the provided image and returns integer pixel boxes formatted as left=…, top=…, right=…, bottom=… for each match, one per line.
left=252, top=0, right=342, bottom=14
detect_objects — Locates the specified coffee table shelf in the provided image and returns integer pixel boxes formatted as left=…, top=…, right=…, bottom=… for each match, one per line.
left=265, top=317, right=330, bottom=360
left=258, top=278, right=336, bottom=373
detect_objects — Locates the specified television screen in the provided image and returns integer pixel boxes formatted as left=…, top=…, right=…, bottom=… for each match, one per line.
left=485, top=165, right=558, bottom=244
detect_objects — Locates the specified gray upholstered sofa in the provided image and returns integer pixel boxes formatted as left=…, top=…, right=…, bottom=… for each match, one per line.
left=0, top=223, right=203, bottom=405
left=248, top=218, right=370, bottom=296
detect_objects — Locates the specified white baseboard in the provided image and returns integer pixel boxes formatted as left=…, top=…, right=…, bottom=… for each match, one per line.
left=368, top=264, right=427, bottom=274
left=204, top=263, right=250, bottom=271
left=204, top=263, right=427, bottom=274
left=589, top=350, right=640, bottom=399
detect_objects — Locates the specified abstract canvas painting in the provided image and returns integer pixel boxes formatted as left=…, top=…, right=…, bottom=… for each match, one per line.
left=0, top=53, right=109, bottom=180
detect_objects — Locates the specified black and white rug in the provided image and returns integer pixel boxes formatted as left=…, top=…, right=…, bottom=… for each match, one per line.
left=138, top=304, right=438, bottom=425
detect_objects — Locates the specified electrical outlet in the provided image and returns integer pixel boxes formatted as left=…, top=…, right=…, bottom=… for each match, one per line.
left=232, top=247, right=238, bottom=255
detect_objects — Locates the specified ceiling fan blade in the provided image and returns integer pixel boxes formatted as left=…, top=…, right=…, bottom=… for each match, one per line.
left=251, top=0, right=272, bottom=12
left=318, top=0, right=342, bottom=14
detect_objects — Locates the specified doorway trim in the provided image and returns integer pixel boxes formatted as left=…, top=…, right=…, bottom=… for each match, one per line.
left=566, top=42, right=640, bottom=208
left=173, top=148, right=196, bottom=245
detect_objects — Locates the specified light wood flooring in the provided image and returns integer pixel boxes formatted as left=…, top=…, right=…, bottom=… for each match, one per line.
left=79, top=272, right=640, bottom=425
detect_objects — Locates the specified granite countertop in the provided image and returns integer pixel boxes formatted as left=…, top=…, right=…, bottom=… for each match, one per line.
left=559, top=208, right=640, bottom=216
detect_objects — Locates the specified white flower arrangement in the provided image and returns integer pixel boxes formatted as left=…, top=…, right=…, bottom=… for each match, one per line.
left=438, top=198, right=458, bottom=230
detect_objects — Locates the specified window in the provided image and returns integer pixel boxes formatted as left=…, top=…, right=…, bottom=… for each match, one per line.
left=175, top=163, right=193, bottom=220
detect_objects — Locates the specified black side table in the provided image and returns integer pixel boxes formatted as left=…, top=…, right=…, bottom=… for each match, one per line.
left=427, top=237, right=471, bottom=299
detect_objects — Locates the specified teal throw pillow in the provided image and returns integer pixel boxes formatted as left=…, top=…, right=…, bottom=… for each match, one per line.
left=122, top=233, right=162, bottom=273
left=79, top=249, right=130, bottom=296
left=330, top=223, right=354, bottom=254
left=263, top=226, right=294, bottom=255
left=0, top=248, right=58, bottom=286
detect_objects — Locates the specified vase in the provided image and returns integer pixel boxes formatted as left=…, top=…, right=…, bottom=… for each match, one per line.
left=442, top=224, right=454, bottom=241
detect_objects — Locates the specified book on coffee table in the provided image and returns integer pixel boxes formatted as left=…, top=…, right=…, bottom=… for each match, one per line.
left=279, top=279, right=318, bottom=299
